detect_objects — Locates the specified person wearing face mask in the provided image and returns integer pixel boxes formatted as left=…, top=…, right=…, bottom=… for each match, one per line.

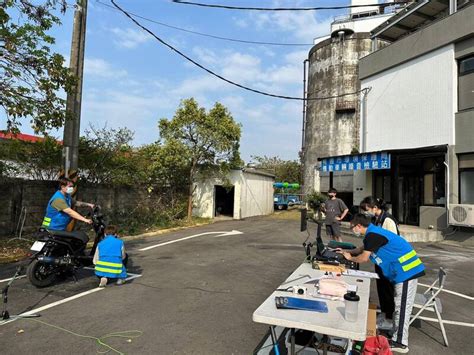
left=42, top=178, right=93, bottom=231
left=321, top=188, right=348, bottom=242
left=338, top=214, right=425, bottom=353
left=360, top=196, right=399, bottom=235
left=360, top=197, right=400, bottom=329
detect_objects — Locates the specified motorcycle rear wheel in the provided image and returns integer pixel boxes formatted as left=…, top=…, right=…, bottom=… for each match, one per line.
left=27, top=259, right=57, bottom=288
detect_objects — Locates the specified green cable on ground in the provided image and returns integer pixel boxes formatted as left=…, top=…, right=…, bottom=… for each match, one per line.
left=23, top=318, right=143, bottom=355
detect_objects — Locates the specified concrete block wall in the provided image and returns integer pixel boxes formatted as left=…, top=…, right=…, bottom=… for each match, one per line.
left=0, top=179, right=161, bottom=237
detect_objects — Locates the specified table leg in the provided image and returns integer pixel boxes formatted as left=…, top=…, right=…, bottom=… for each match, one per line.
left=269, top=326, right=280, bottom=355
left=345, top=339, right=353, bottom=355
left=290, top=328, right=295, bottom=355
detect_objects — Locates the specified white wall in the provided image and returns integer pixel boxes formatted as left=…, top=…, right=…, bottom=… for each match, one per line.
left=350, top=0, right=379, bottom=15
left=331, top=13, right=393, bottom=35
left=361, top=45, right=456, bottom=151
left=237, top=172, right=274, bottom=219
left=193, top=179, right=215, bottom=219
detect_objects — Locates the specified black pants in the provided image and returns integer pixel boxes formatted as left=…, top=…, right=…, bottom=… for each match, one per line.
left=375, top=264, right=395, bottom=319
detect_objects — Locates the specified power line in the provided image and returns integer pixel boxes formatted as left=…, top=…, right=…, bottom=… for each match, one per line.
left=95, top=0, right=317, bottom=46
left=109, top=0, right=366, bottom=101
left=171, top=0, right=408, bottom=11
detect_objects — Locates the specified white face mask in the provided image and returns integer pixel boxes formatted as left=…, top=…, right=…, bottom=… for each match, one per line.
left=365, top=211, right=375, bottom=217
left=352, top=226, right=361, bottom=237
left=66, top=186, right=74, bottom=194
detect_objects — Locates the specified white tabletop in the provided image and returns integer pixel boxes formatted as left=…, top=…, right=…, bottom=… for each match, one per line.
left=252, top=263, right=371, bottom=341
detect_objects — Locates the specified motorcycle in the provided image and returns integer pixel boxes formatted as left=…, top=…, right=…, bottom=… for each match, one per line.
left=26, top=206, right=106, bottom=288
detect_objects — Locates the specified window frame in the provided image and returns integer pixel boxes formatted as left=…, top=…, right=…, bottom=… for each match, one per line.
left=458, top=54, right=474, bottom=111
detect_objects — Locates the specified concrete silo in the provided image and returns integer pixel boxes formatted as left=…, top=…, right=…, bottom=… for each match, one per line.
left=302, top=1, right=398, bottom=204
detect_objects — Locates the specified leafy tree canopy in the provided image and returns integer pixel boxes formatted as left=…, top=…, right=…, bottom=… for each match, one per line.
left=251, top=155, right=302, bottom=185
left=1, top=0, right=75, bottom=133
left=158, top=98, right=242, bottom=219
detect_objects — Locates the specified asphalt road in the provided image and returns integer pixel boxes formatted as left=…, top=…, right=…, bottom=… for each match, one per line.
left=0, top=216, right=472, bottom=354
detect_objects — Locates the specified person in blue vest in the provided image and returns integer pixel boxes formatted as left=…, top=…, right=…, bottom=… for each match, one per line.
left=360, top=197, right=400, bottom=331
left=93, top=225, right=127, bottom=287
left=42, top=178, right=94, bottom=231
left=338, top=214, right=425, bottom=354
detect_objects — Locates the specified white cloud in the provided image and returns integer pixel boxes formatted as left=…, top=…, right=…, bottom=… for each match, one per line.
left=192, top=47, right=219, bottom=65
left=84, top=58, right=128, bottom=78
left=109, top=27, right=151, bottom=49
left=172, top=75, right=229, bottom=97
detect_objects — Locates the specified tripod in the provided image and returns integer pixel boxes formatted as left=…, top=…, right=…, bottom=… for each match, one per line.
left=1, top=266, right=40, bottom=324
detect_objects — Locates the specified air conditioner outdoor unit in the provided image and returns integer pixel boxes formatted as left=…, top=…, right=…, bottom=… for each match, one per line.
left=448, top=204, right=474, bottom=227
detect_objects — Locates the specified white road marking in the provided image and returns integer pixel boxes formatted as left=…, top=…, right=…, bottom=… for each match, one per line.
left=0, top=275, right=26, bottom=283
left=416, top=316, right=474, bottom=328
left=418, top=283, right=474, bottom=301
left=0, top=270, right=142, bottom=326
left=139, top=230, right=243, bottom=251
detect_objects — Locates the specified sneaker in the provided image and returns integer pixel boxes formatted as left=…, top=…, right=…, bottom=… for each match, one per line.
left=377, top=312, right=386, bottom=323
left=116, top=279, right=125, bottom=286
left=389, top=340, right=409, bottom=353
left=378, top=318, right=394, bottom=330
left=99, top=277, right=107, bottom=287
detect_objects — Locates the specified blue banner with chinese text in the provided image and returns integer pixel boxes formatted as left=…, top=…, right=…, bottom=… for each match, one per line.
left=320, top=152, right=391, bottom=172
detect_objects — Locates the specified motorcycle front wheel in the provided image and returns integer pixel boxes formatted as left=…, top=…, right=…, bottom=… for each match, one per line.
left=27, top=259, right=57, bottom=288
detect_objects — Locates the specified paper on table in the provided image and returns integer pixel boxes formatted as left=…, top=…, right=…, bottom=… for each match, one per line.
left=344, top=269, right=380, bottom=279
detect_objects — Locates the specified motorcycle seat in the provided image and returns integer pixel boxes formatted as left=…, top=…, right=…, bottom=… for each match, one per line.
left=47, top=230, right=89, bottom=244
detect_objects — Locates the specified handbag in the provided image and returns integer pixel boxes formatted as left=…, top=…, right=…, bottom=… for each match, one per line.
left=363, top=336, right=392, bottom=355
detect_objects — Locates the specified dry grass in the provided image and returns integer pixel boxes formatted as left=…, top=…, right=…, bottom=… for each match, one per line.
left=0, top=238, right=32, bottom=264
left=270, top=208, right=306, bottom=221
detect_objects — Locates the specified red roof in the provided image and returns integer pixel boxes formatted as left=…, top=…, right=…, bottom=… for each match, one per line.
left=0, top=132, right=62, bottom=144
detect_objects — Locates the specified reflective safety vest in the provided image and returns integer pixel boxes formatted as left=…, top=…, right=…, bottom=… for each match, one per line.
left=365, top=224, right=425, bottom=284
left=42, top=190, right=72, bottom=231
left=95, top=236, right=127, bottom=279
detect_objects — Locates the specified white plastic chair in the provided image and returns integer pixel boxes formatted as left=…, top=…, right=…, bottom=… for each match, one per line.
left=409, top=267, right=449, bottom=347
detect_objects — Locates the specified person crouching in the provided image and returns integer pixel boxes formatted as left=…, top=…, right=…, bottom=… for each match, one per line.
left=93, top=225, right=127, bottom=287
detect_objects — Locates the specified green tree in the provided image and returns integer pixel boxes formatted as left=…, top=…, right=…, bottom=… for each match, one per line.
left=1, top=0, right=75, bottom=133
left=159, top=98, right=242, bottom=220
left=78, top=125, right=137, bottom=185
left=251, top=155, right=302, bottom=184
left=0, top=135, right=62, bottom=179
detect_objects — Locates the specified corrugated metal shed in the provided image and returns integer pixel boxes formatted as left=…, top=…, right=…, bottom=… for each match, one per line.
left=193, top=169, right=275, bottom=220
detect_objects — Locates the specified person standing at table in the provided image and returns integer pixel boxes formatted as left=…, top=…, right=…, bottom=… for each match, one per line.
left=360, top=196, right=400, bottom=330
left=338, top=214, right=425, bottom=353
left=321, top=188, right=348, bottom=243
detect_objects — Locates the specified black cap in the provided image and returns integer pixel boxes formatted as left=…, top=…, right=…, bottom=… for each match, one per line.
left=344, top=291, right=360, bottom=301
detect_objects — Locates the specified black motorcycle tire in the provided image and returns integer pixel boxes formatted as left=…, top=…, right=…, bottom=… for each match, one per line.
left=27, top=259, right=57, bottom=288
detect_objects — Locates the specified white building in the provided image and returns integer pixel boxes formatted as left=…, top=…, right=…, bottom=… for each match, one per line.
left=193, top=168, right=275, bottom=220
left=319, top=1, right=474, bottom=229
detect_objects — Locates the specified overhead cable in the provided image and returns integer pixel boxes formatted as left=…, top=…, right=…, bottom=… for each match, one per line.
left=110, top=0, right=367, bottom=101
left=96, top=0, right=317, bottom=46
left=170, top=0, right=408, bottom=11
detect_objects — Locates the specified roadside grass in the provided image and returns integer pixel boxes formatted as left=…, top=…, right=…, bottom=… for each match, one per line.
left=0, top=238, right=33, bottom=264
left=270, top=207, right=305, bottom=221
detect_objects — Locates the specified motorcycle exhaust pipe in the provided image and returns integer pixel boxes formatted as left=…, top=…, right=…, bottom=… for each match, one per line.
left=37, top=256, right=73, bottom=266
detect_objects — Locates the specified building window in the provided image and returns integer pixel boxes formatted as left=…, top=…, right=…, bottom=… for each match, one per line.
left=459, top=154, right=474, bottom=204
left=460, top=170, right=474, bottom=204
left=458, top=55, right=474, bottom=111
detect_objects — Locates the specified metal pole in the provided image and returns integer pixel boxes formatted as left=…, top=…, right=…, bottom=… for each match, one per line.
left=360, top=89, right=368, bottom=153
left=449, top=0, right=457, bottom=15
left=302, top=59, right=309, bottom=151
left=63, top=0, right=88, bottom=176
left=301, top=59, right=309, bottom=191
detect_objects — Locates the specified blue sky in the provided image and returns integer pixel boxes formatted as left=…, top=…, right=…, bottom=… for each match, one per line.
left=7, top=0, right=355, bottom=161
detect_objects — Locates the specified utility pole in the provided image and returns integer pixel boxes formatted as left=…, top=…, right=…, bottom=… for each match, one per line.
left=62, top=0, right=88, bottom=177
